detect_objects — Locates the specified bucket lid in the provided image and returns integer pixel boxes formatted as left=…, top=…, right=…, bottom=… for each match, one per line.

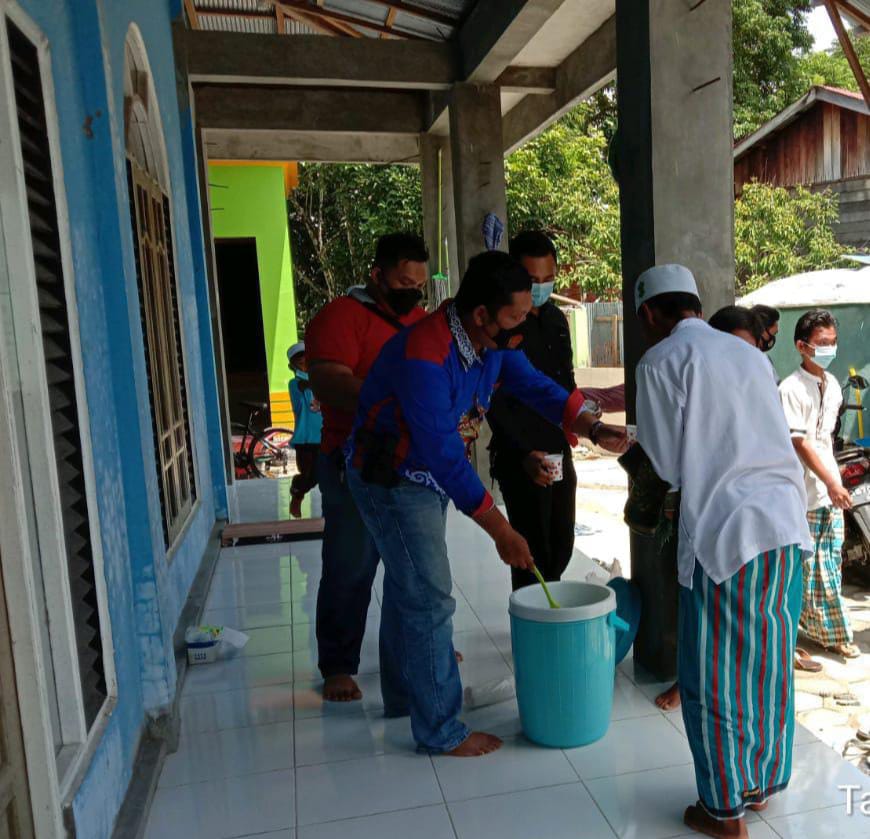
left=607, top=577, right=641, bottom=664
left=509, top=581, right=616, bottom=624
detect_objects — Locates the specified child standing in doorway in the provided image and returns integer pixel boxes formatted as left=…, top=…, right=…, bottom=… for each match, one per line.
left=288, top=341, right=322, bottom=518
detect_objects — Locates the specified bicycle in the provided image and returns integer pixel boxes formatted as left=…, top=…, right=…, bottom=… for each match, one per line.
left=231, top=401, right=294, bottom=479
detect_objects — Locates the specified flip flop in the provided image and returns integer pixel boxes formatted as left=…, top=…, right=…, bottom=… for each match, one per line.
left=794, top=647, right=823, bottom=672
left=827, top=643, right=862, bottom=660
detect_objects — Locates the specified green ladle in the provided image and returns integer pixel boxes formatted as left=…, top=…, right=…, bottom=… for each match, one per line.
left=532, top=565, right=560, bottom=609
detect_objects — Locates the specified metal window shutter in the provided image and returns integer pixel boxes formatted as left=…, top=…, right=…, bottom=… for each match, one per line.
left=7, top=21, right=106, bottom=729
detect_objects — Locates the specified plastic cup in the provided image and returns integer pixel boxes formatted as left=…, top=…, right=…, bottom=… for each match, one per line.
left=543, top=453, right=564, bottom=482
left=626, top=425, right=638, bottom=445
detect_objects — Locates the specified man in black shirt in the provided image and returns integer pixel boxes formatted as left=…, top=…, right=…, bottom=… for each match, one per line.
left=487, top=231, right=581, bottom=590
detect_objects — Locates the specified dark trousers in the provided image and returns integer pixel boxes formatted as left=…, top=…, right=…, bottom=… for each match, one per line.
left=291, top=443, right=320, bottom=499
left=315, top=452, right=381, bottom=678
left=497, top=451, right=577, bottom=591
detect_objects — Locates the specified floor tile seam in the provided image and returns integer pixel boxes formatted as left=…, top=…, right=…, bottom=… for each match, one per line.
left=154, top=765, right=296, bottom=792
left=757, top=799, right=860, bottom=827
left=573, top=774, right=621, bottom=839
left=428, top=753, right=459, bottom=839
left=182, top=677, right=293, bottom=698
left=441, top=778, right=588, bottom=807
left=578, top=759, right=697, bottom=783
left=296, top=801, right=452, bottom=831
left=570, top=756, right=702, bottom=782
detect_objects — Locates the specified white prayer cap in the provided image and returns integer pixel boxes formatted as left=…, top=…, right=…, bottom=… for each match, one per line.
left=634, top=264, right=699, bottom=312
left=287, top=341, right=305, bottom=362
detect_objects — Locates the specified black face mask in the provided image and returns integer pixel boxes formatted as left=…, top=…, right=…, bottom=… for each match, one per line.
left=487, top=321, right=524, bottom=350
left=761, top=334, right=777, bottom=352
left=384, top=287, right=423, bottom=316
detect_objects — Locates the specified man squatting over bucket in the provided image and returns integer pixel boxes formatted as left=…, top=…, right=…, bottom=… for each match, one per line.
left=345, top=251, right=627, bottom=757
left=633, top=264, right=812, bottom=839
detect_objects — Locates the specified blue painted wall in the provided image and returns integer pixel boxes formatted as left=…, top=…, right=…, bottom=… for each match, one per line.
left=9, top=0, right=225, bottom=835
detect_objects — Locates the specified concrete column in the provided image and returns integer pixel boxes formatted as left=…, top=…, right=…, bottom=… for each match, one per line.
left=420, top=135, right=459, bottom=304
left=447, top=84, right=509, bottom=488
left=448, top=84, right=509, bottom=269
left=616, top=0, right=734, bottom=678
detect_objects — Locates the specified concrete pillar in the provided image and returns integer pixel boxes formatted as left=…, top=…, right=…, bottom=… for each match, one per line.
left=616, top=0, right=734, bottom=678
left=448, top=84, right=509, bottom=269
left=447, top=83, right=509, bottom=488
left=420, top=135, right=459, bottom=304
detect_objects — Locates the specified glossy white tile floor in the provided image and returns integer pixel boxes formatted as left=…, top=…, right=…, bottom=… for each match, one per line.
left=144, top=482, right=870, bottom=839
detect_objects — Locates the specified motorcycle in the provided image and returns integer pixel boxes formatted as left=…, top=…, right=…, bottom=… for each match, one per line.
left=835, top=373, right=870, bottom=582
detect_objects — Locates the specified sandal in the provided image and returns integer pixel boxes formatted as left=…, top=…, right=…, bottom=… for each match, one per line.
left=828, top=643, right=862, bottom=659
left=794, top=647, right=823, bottom=672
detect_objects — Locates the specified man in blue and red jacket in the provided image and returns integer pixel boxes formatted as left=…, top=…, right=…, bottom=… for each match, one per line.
left=346, top=251, right=626, bottom=757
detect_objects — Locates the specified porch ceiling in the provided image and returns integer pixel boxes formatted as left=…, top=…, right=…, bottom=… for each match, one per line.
left=182, top=0, right=616, bottom=162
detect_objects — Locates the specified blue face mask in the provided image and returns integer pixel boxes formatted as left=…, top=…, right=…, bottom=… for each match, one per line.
left=295, top=370, right=309, bottom=381
left=810, top=344, right=837, bottom=369
left=531, top=281, right=555, bottom=307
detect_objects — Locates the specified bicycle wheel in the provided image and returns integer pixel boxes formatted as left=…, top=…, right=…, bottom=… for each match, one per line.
left=248, top=427, right=295, bottom=479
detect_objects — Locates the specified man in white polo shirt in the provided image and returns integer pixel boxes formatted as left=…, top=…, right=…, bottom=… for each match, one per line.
left=633, top=264, right=812, bottom=839
left=780, top=309, right=858, bottom=660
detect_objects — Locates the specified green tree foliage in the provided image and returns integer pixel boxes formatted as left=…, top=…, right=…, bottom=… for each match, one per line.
left=288, top=163, right=421, bottom=323
left=732, top=0, right=814, bottom=139
left=796, top=32, right=870, bottom=93
left=735, top=182, right=846, bottom=293
left=287, top=0, right=854, bottom=318
left=505, top=103, right=622, bottom=298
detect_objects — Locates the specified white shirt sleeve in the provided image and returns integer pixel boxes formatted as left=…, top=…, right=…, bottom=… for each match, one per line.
left=779, top=380, right=809, bottom=439
left=636, top=361, right=685, bottom=489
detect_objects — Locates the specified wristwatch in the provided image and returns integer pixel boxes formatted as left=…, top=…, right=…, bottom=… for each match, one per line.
left=589, top=420, right=604, bottom=445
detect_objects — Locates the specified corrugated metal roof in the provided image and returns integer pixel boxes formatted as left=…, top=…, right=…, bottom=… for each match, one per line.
left=193, top=0, right=474, bottom=40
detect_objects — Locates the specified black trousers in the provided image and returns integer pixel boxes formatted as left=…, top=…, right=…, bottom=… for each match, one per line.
left=496, top=451, right=578, bottom=591
left=291, top=443, right=320, bottom=499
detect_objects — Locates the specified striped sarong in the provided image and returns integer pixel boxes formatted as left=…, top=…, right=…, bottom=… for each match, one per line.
left=801, top=507, right=851, bottom=647
left=679, top=547, right=803, bottom=820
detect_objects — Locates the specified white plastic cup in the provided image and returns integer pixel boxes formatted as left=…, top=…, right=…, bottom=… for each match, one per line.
left=626, top=425, right=638, bottom=445
left=543, top=453, right=564, bottom=482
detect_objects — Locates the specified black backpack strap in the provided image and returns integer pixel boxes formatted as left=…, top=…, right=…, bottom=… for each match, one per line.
left=347, top=295, right=406, bottom=331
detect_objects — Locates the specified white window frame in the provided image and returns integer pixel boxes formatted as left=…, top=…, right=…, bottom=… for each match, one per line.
left=0, top=0, right=117, bottom=814
left=124, top=23, right=201, bottom=557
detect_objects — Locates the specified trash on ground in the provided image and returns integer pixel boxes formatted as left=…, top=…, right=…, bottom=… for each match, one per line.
left=185, top=624, right=249, bottom=664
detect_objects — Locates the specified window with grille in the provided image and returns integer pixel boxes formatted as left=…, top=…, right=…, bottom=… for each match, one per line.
left=6, top=19, right=107, bottom=729
left=126, top=158, right=197, bottom=548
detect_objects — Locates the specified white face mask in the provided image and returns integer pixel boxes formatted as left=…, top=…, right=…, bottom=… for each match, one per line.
left=809, top=343, right=837, bottom=369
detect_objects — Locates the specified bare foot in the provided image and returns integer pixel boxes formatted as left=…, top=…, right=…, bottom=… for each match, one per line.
left=323, top=674, right=362, bottom=702
left=655, top=682, right=681, bottom=711
left=289, top=497, right=303, bottom=519
left=683, top=804, right=748, bottom=839
left=445, top=731, right=503, bottom=757
left=455, top=651, right=464, bottom=663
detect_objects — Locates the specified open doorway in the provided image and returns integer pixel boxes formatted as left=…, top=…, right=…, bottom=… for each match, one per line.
left=214, top=237, right=269, bottom=426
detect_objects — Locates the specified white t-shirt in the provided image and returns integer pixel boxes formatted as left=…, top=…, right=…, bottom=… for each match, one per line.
left=779, top=367, right=843, bottom=511
left=636, top=319, right=811, bottom=589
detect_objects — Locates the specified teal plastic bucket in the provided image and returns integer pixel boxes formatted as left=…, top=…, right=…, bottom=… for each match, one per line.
left=509, top=581, right=629, bottom=748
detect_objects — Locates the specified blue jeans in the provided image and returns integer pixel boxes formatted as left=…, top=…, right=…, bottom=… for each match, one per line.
left=316, top=452, right=385, bottom=681
left=347, top=467, right=470, bottom=753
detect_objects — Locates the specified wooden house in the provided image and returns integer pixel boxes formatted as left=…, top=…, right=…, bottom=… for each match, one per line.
left=734, top=86, right=870, bottom=247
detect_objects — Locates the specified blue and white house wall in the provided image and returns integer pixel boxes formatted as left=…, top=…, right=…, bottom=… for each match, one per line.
left=0, top=0, right=226, bottom=836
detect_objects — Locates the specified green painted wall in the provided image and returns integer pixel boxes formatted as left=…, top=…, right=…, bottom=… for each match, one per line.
left=208, top=164, right=298, bottom=401
left=770, top=304, right=870, bottom=443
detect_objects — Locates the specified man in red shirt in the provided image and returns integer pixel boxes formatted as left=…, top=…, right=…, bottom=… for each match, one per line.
left=305, top=233, right=428, bottom=703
